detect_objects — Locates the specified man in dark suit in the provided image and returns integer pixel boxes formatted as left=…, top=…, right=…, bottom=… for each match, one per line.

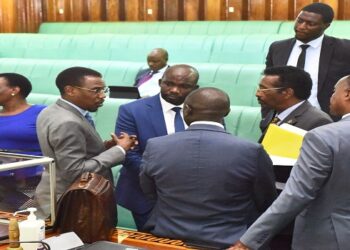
left=115, top=64, right=199, bottom=230
left=265, top=2, right=350, bottom=118
left=258, top=66, right=332, bottom=143
left=257, top=66, right=332, bottom=249
left=134, top=48, right=169, bottom=97
left=229, top=75, right=350, bottom=250
left=139, top=87, right=277, bottom=248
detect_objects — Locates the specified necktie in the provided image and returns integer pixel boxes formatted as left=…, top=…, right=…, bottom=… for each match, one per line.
left=296, top=44, right=310, bottom=69
left=270, top=116, right=280, bottom=125
left=136, top=70, right=157, bottom=87
left=172, top=107, right=185, bottom=132
left=85, top=112, right=95, bottom=128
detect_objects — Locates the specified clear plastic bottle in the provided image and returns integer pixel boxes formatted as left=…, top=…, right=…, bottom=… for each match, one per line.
left=15, top=208, right=45, bottom=250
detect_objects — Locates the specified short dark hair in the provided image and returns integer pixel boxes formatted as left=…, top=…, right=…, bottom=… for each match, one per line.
left=263, top=66, right=312, bottom=100
left=0, top=73, right=32, bottom=98
left=56, top=66, right=102, bottom=94
left=302, top=3, right=334, bottom=24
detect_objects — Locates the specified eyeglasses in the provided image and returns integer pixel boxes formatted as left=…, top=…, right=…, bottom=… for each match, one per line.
left=256, top=87, right=285, bottom=92
left=73, top=86, right=109, bottom=95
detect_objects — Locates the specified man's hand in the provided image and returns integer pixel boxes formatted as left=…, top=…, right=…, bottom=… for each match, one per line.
left=111, top=132, right=138, bottom=151
left=104, top=138, right=116, bottom=149
left=226, top=241, right=251, bottom=250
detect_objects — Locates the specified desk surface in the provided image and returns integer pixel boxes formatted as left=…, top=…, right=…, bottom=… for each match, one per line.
left=0, top=228, right=196, bottom=250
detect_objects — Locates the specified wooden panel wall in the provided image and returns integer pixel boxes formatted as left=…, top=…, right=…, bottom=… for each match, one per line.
left=0, top=0, right=350, bottom=33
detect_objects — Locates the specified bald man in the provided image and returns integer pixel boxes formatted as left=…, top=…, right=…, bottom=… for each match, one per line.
left=134, top=48, right=169, bottom=97
left=228, top=76, right=350, bottom=250
left=139, top=87, right=277, bottom=248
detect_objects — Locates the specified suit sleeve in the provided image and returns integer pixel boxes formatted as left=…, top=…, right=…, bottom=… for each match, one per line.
left=139, top=140, right=157, bottom=202
left=48, top=120, right=125, bottom=184
left=241, top=130, right=333, bottom=249
left=115, top=104, right=142, bottom=172
left=253, top=146, right=277, bottom=213
left=265, top=43, right=274, bottom=68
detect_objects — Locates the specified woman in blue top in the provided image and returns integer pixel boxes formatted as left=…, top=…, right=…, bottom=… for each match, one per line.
left=0, top=73, right=46, bottom=210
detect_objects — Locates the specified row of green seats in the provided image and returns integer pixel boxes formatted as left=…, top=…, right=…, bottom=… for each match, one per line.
left=0, top=33, right=292, bottom=64
left=0, top=59, right=263, bottom=107
left=38, top=21, right=350, bottom=38
left=39, top=21, right=283, bottom=35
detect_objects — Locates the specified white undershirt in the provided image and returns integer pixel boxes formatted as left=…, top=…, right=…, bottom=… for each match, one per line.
left=287, top=35, right=324, bottom=109
left=159, top=94, right=187, bottom=134
left=138, top=65, right=168, bottom=98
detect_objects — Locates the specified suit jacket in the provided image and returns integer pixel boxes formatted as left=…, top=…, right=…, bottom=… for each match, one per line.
left=115, top=94, right=168, bottom=213
left=259, top=101, right=332, bottom=142
left=134, top=68, right=152, bottom=87
left=266, top=35, right=350, bottom=116
left=241, top=116, right=350, bottom=250
left=140, top=124, right=277, bottom=248
left=35, top=99, right=125, bottom=217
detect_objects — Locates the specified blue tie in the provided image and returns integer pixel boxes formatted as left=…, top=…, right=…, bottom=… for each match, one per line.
left=85, top=112, right=95, bottom=128
left=172, top=107, right=185, bottom=132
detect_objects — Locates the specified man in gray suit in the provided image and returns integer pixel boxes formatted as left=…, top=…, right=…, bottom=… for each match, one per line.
left=229, top=75, right=350, bottom=250
left=35, top=66, right=136, bottom=217
left=258, top=66, right=332, bottom=143
left=139, top=87, right=277, bottom=248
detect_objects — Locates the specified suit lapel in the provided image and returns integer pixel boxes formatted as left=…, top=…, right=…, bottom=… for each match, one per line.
left=278, top=39, right=296, bottom=65
left=147, top=95, right=168, bottom=136
left=318, top=36, right=334, bottom=92
left=281, top=101, right=310, bottom=126
left=56, top=99, right=101, bottom=139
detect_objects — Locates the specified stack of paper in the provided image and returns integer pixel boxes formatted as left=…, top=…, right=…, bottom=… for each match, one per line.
left=262, top=123, right=307, bottom=166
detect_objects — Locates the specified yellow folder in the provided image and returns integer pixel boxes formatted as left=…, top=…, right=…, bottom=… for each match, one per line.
left=262, top=123, right=307, bottom=160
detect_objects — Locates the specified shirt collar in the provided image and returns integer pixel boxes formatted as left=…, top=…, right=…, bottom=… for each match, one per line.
left=159, top=94, right=183, bottom=112
left=190, top=121, right=224, bottom=129
left=296, top=34, right=324, bottom=49
left=342, top=113, right=350, bottom=120
left=60, top=98, right=89, bottom=116
left=277, top=100, right=305, bottom=121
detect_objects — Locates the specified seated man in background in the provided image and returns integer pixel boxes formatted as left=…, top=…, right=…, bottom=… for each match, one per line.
left=258, top=66, right=332, bottom=143
left=229, top=75, right=350, bottom=250
left=134, top=48, right=169, bottom=97
left=139, top=87, right=277, bottom=249
left=116, top=64, right=199, bottom=230
left=35, top=66, right=136, bottom=217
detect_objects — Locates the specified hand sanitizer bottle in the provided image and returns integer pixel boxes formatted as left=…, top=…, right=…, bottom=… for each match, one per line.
left=15, top=208, right=45, bottom=250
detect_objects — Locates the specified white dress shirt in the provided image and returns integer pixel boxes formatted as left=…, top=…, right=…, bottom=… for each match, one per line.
left=159, top=94, right=187, bottom=134
left=287, top=35, right=324, bottom=109
left=275, top=100, right=305, bottom=125
left=138, top=65, right=168, bottom=98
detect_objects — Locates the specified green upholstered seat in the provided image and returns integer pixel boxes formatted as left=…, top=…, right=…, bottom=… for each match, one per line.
left=225, top=105, right=262, bottom=142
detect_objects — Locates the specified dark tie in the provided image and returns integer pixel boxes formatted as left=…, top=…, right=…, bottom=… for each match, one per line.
left=85, top=112, right=95, bottom=128
left=296, top=44, right=310, bottom=69
left=136, top=70, right=157, bottom=87
left=172, top=107, right=185, bottom=132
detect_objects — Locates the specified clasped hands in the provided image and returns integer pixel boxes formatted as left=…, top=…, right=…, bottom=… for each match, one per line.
left=104, top=132, right=138, bottom=151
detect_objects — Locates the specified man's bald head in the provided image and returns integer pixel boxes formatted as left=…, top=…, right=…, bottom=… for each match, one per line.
left=183, top=87, right=230, bottom=125
left=147, top=48, right=168, bottom=71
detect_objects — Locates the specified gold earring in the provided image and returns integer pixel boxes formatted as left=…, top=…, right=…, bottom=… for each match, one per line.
left=11, top=93, right=15, bottom=96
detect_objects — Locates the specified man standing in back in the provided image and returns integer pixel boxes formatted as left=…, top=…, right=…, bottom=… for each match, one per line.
left=115, top=64, right=199, bottom=230
left=134, top=48, right=169, bottom=97
left=140, top=87, right=276, bottom=248
left=265, top=2, right=350, bottom=118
